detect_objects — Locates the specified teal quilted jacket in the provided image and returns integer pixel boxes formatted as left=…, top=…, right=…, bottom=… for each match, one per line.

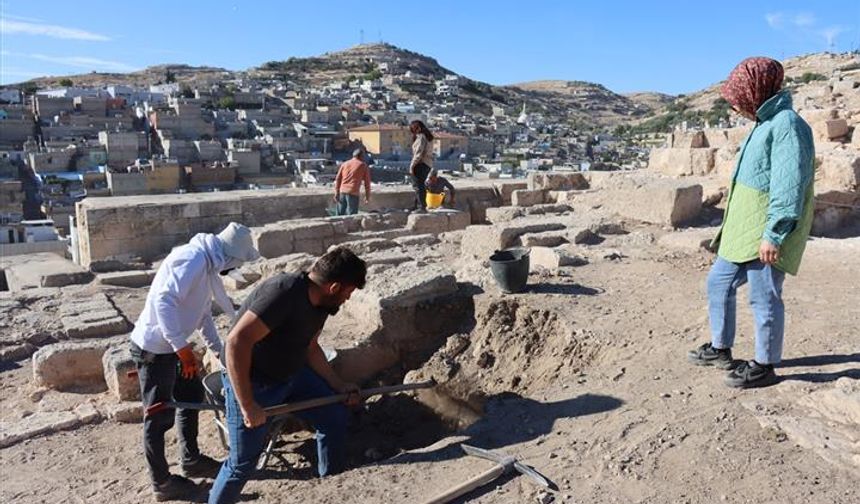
left=713, top=90, right=815, bottom=275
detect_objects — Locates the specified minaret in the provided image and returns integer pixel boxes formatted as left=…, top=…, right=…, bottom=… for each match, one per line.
left=517, top=102, right=528, bottom=124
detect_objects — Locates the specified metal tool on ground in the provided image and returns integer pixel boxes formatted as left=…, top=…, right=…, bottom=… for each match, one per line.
left=423, top=444, right=552, bottom=504
left=144, top=379, right=435, bottom=417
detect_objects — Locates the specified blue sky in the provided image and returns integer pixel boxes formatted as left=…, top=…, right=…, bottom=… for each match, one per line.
left=1, top=0, right=858, bottom=94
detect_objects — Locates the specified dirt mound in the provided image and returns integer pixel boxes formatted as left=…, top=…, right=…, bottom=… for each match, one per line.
left=406, top=297, right=597, bottom=427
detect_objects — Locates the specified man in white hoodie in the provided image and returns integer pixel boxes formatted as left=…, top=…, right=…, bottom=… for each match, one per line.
left=130, top=222, right=259, bottom=502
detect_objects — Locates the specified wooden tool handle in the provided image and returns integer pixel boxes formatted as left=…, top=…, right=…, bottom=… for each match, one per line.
left=262, top=380, right=434, bottom=417
left=422, top=464, right=506, bottom=504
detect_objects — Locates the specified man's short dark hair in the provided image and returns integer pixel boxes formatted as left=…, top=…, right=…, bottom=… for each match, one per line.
left=311, top=247, right=367, bottom=289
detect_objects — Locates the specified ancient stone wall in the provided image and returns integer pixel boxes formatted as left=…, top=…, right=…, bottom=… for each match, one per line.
left=75, top=183, right=507, bottom=265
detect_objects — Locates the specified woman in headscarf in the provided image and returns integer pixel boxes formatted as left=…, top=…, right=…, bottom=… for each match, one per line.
left=687, top=57, right=815, bottom=388
left=408, top=120, right=435, bottom=213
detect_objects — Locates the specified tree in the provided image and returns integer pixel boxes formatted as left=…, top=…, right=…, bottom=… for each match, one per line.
left=217, top=96, right=236, bottom=110
left=59, top=78, right=74, bottom=87
left=180, top=85, right=195, bottom=98
left=21, top=82, right=39, bottom=95
left=364, top=69, right=383, bottom=81
left=165, top=68, right=176, bottom=83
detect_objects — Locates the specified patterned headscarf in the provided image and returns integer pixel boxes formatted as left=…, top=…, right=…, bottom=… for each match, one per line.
left=720, top=57, right=785, bottom=117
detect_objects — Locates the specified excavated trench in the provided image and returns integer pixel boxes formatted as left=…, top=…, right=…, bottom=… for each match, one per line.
left=274, top=294, right=600, bottom=474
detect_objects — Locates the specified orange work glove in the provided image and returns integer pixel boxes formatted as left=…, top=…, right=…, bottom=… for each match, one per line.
left=176, top=345, right=199, bottom=379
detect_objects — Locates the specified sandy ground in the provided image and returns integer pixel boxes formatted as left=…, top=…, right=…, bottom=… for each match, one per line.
left=1, top=230, right=858, bottom=504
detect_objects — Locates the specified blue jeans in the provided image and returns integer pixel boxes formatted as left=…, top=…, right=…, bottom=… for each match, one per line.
left=337, top=193, right=360, bottom=215
left=208, top=367, right=349, bottom=504
left=707, top=257, right=786, bottom=364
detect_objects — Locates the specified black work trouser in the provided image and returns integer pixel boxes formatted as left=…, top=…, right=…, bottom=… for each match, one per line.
left=131, top=342, right=204, bottom=485
left=411, top=162, right=431, bottom=210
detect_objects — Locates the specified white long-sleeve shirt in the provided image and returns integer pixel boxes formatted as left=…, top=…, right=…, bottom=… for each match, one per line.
left=130, top=235, right=230, bottom=355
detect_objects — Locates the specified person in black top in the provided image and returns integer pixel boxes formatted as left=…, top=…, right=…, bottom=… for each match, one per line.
left=209, top=248, right=367, bottom=504
left=426, top=169, right=456, bottom=206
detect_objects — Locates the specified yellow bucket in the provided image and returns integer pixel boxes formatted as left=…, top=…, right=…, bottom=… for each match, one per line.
left=426, top=192, right=445, bottom=209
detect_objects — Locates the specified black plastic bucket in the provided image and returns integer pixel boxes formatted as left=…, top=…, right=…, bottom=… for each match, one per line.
left=489, top=247, right=530, bottom=293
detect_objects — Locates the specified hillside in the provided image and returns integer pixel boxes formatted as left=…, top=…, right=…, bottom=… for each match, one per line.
left=509, top=80, right=660, bottom=125
left=24, top=63, right=230, bottom=89
left=682, top=52, right=860, bottom=112
left=12, top=43, right=664, bottom=131
left=11, top=46, right=858, bottom=134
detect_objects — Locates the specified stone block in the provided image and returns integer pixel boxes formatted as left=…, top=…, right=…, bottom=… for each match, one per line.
left=59, top=293, right=130, bottom=339
left=574, top=176, right=703, bottom=227
left=106, top=402, right=143, bottom=423
left=511, top=189, right=546, bottom=207
left=62, top=314, right=128, bottom=340
left=832, top=79, right=858, bottom=95
left=346, top=263, right=457, bottom=327
left=252, top=253, right=316, bottom=280
left=817, top=151, right=860, bottom=191
left=815, top=119, right=849, bottom=141
left=326, top=215, right=363, bottom=233
left=290, top=221, right=335, bottom=240
left=33, top=339, right=117, bottom=390
left=799, top=108, right=838, bottom=125
left=394, top=234, right=440, bottom=247
left=330, top=238, right=399, bottom=255
left=702, top=129, right=730, bottom=149
left=714, top=147, right=737, bottom=177
left=649, top=147, right=716, bottom=176
left=519, top=232, right=569, bottom=248
left=407, top=212, right=449, bottom=234
left=97, top=270, right=155, bottom=288
left=493, top=182, right=528, bottom=205
left=443, top=210, right=471, bottom=231
left=690, top=148, right=717, bottom=176
left=460, top=221, right=567, bottom=259
left=529, top=246, right=587, bottom=272
left=3, top=253, right=93, bottom=291
left=252, top=225, right=294, bottom=258
left=671, top=130, right=707, bottom=148
left=486, top=206, right=525, bottom=223
left=0, top=403, right=102, bottom=449
left=527, top=172, right=589, bottom=191
left=102, top=345, right=139, bottom=401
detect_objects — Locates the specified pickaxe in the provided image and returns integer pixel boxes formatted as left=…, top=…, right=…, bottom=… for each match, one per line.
left=144, top=379, right=435, bottom=417
left=423, top=444, right=552, bottom=504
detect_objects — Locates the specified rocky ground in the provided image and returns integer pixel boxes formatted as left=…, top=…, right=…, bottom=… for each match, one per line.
left=1, top=212, right=858, bottom=504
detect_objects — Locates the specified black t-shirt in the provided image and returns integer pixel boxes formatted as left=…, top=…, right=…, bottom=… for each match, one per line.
left=235, top=272, right=330, bottom=383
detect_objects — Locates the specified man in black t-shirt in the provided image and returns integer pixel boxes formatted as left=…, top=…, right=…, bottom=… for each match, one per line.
left=209, top=248, right=367, bottom=504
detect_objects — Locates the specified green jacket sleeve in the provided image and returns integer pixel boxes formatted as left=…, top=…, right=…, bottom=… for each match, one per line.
left=764, top=116, right=813, bottom=246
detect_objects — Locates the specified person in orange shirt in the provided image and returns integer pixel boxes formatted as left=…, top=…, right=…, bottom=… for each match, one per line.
left=333, top=148, right=371, bottom=215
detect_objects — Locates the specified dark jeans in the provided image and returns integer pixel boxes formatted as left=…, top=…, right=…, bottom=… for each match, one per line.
left=208, top=367, right=349, bottom=504
left=336, top=193, right=360, bottom=215
left=131, top=342, right=205, bottom=485
left=411, top=162, right=431, bottom=210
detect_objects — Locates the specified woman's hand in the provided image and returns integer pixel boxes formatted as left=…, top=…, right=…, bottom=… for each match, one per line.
left=759, top=240, right=779, bottom=265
